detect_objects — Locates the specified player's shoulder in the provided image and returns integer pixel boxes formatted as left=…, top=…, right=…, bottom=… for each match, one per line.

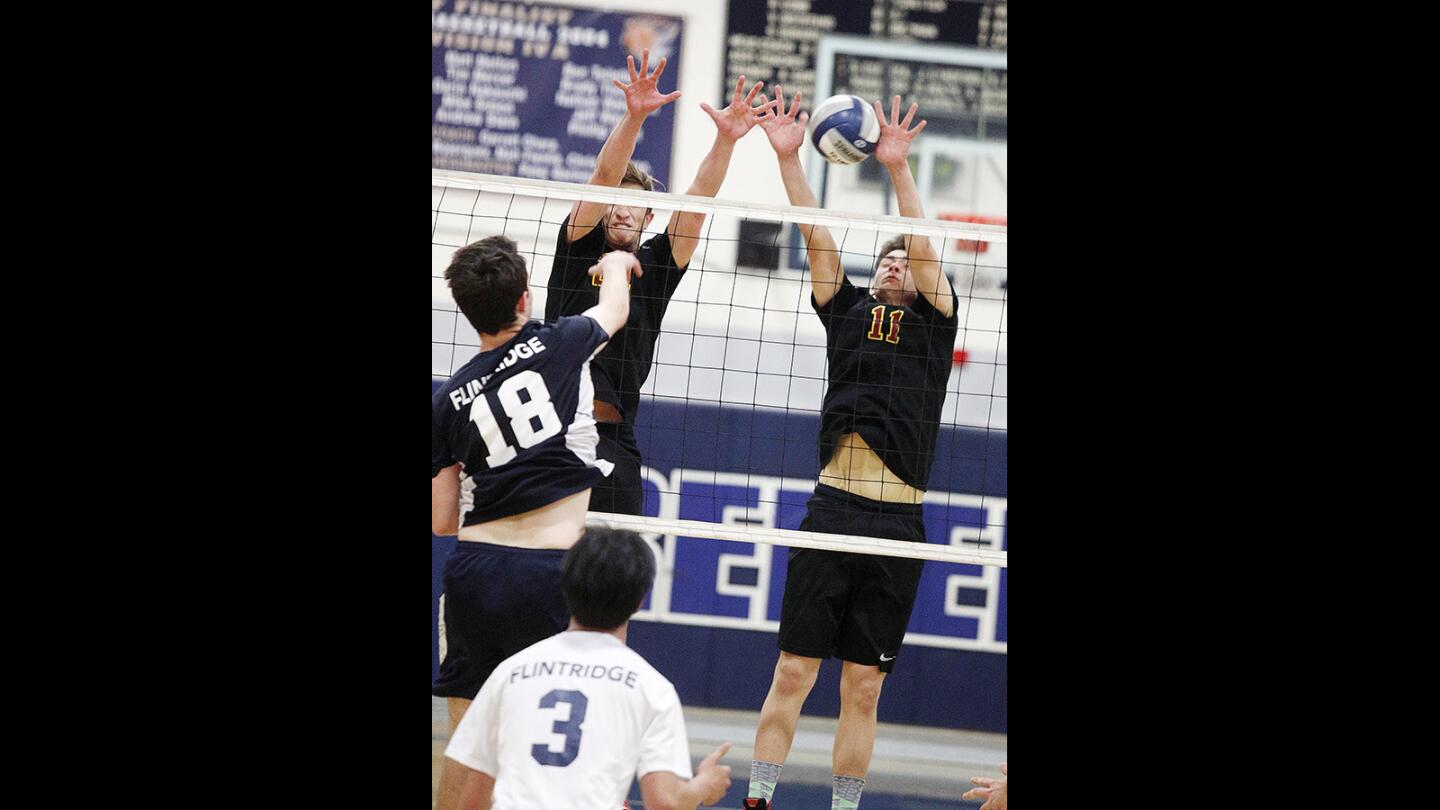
left=832, top=276, right=866, bottom=309
left=911, top=287, right=960, bottom=324
left=539, top=313, right=605, bottom=343
left=638, top=232, right=675, bottom=262
left=432, top=353, right=485, bottom=403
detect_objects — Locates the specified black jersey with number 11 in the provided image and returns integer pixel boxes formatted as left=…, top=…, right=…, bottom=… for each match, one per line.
left=431, top=315, right=614, bottom=526
left=813, top=276, right=959, bottom=491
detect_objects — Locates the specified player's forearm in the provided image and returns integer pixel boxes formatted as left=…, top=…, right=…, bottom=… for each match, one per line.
left=777, top=154, right=842, bottom=287
left=884, top=162, right=950, bottom=308
left=684, top=134, right=737, bottom=198
left=885, top=159, right=927, bottom=220
left=776, top=153, right=820, bottom=209
left=776, top=154, right=826, bottom=243
left=595, top=264, right=631, bottom=333
left=591, top=113, right=647, bottom=186
left=884, top=162, right=939, bottom=260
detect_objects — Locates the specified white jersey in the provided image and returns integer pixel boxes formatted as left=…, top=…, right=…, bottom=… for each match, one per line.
left=445, top=630, right=693, bottom=809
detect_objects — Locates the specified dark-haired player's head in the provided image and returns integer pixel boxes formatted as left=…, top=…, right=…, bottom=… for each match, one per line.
left=560, top=526, right=657, bottom=631
left=603, top=161, right=657, bottom=251
left=870, top=234, right=917, bottom=307
left=445, top=235, right=530, bottom=335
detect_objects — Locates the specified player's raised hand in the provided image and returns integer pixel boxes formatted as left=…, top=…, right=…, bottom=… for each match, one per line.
left=873, top=95, right=928, bottom=168
left=758, top=84, right=809, bottom=157
left=700, top=76, right=778, bottom=143
left=694, top=741, right=733, bottom=805
left=611, top=48, right=682, bottom=118
left=588, top=250, right=644, bottom=282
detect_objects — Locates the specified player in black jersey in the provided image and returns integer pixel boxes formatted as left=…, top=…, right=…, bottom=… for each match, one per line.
left=431, top=235, right=641, bottom=810
left=547, top=48, right=777, bottom=515
left=739, top=94, right=958, bottom=810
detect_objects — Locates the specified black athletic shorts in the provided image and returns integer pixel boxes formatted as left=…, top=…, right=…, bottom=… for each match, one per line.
left=778, top=484, right=927, bottom=673
left=432, top=541, right=570, bottom=699
left=589, top=421, right=643, bottom=516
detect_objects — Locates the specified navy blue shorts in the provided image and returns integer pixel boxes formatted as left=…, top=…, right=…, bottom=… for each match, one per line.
left=432, top=541, right=569, bottom=699
left=779, top=485, right=927, bottom=673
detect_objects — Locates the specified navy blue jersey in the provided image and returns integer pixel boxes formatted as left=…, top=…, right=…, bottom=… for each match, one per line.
left=812, top=276, right=959, bottom=491
left=432, top=316, right=613, bottom=526
left=545, top=216, right=688, bottom=423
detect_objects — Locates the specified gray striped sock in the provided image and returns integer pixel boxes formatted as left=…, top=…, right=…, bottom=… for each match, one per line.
left=748, top=760, right=783, bottom=801
left=832, top=774, right=865, bottom=809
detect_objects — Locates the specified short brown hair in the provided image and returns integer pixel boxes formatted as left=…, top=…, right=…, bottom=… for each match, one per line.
left=874, top=235, right=907, bottom=271
left=621, top=160, right=656, bottom=192
left=444, top=235, right=528, bottom=335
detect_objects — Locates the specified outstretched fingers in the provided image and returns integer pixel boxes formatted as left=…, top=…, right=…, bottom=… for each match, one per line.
left=732, top=75, right=746, bottom=104
left=742, top=78, right=765, bottom=106
left=651, top=55, right=668, bottom=82
left=626, top=54, right=638, bottom=83
left=638, top=48, right=650, bottom=79
left=876, top=96, right=926, bottom=135
left=900, top=101, right=918, bottom=129
left=772, top=85, right=799, bottom=120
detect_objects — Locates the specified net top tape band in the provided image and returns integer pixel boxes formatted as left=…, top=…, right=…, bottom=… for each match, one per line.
left=587, top=513, right=1008, bottom=568
left=433, top=170, right=1009, bottom=244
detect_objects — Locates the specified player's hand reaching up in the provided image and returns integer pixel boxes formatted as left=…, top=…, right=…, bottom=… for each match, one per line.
left=701, top=76, right=777, bottom=143
left=694, top=741, right=733, bottom=805
left=588, top=250, right=644, bottom=282
left=758, top=85, right=809, bottom=158
left=873, top=95, right=928, bottom=169
left=612, top=48, right=682, bottom=119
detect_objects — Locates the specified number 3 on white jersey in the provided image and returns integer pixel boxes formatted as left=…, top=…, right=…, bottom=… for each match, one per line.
left=470, top=370, right=563, bottom=467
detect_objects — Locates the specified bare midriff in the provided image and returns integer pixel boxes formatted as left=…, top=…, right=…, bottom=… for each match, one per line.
left=817, top=432, right=924, bottom=504
left=457, top=489, right=590, bottom=549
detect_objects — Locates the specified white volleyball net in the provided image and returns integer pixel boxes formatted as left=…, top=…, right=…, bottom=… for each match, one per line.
left=432, top=170, right=1007, bottom=575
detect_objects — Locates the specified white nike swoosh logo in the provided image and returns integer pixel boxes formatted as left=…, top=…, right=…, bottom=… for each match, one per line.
left=879, top=653, right=895, bottom=661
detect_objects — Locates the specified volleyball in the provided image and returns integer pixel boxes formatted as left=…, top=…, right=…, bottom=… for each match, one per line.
left=807, top=94, right=881, bottom=166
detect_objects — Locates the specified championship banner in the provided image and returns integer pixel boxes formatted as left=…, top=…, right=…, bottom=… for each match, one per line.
left=432, top=1, right=684, bottom=188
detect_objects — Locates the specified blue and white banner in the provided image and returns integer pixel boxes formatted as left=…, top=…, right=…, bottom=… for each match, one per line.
left=432, top=2, right=684, bottom=188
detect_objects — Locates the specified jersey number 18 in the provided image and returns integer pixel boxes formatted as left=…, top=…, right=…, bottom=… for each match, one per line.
left=469, top=370, right=563, bottom=467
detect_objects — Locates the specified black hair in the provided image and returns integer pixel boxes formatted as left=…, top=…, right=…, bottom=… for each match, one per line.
left=560, top=526, right=656, bottom=631
left=444, top=235, right=529, bottom=335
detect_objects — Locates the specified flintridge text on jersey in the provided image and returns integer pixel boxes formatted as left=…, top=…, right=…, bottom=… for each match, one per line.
left=449, top=335, right=548, bottom=410
left=510, top=659, right=640, bottom=689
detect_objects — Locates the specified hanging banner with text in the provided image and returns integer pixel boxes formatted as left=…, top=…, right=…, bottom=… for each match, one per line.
left=432, top=2, right=684, bottom=188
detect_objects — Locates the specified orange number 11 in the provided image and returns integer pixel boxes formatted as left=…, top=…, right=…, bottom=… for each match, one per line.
left=867, top=305, right=903, bottom=344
